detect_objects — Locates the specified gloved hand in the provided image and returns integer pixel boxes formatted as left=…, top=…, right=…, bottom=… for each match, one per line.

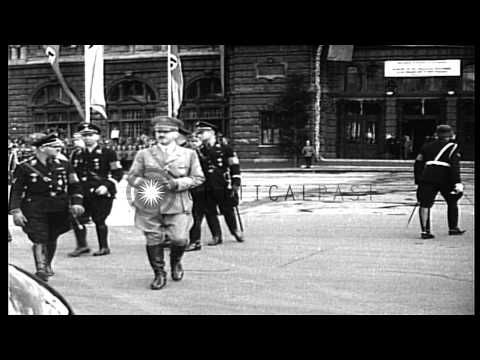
left=454, top=183, right=464, bottom=194
left=95, top=185, right=109, bottom=196
left=11, top=209, right=28, bottom=227
left=71, top=205, right=85, bottom=217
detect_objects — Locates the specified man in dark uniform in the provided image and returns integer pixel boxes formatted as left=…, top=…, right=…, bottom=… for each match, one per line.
left=188, top=121, right=244, bottom=248
left=8, top=133, right=85, bottom=281
left=414, top=124, right=466, bottom=239
left=68, top=122, right=124, bottom=257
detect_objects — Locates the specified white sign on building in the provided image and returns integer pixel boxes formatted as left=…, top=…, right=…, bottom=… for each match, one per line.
left=385, top=60, right=461, bottom=77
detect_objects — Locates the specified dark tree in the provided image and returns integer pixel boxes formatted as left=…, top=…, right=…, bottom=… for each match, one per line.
left=272, top=74, right=313, bottom=165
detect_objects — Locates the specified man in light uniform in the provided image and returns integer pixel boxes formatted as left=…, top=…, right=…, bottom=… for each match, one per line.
left=127, top=116, right=204, bottom=290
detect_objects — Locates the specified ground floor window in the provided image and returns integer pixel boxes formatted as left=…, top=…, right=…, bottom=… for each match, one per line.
left=260, top=111, right=282, bottom=145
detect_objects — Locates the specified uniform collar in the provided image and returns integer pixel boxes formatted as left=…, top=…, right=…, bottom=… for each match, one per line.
left=156, top=142, right=177, bottom=155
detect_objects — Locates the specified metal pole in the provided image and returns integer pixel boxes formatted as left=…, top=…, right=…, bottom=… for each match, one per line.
left=167, top=45, right=172, bottom=117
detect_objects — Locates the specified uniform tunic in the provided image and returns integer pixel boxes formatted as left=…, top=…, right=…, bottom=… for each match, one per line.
left=127, top=144, right=205, bottom=246
left=195, top=140, right=241, bottom=213
left=8, top=156, right=83, bottom=244
left=415, top=139, right=462, bottom=208
left=70, top=145, right=123, bottom=223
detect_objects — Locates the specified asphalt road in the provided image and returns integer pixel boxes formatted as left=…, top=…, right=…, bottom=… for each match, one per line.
left=8, top=170, right=475, bottom=315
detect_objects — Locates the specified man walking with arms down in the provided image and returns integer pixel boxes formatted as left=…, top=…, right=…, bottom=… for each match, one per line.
left=190, top=121, right=244, bottom=247
left=414, top=124, right=466, bottom=239
left=127, top=116, right=204, bottom=290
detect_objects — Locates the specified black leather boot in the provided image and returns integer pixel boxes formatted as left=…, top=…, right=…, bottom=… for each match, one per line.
left=170, top=245, right=185, bottom=281
left=93, top=224, right=110, bottom=256
left=69, top=227, right=90, bottom=257
left=146, top=245, right=167, bottom=290
left=419, top=207, right=434, bottom=239
left=32, top=244, right=49, bottom=282
left=45, top=241, right=57, bottom=277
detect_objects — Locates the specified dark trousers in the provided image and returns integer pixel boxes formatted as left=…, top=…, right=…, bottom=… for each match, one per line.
left=304, top=156, right=312, bottom=168
left=190, top=188, right=239, bottom=241
left=417, top=182, right=462, bottom=229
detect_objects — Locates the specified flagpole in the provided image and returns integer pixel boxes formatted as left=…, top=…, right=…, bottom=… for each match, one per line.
left=167, top=45, right=172, bottom=117
left=84, top=45, right=91, bottom=123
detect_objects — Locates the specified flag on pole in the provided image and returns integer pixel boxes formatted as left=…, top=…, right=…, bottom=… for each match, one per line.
left=168, top=45, right=184, bottom=117
left=43, top=45, right=85, bottom=121
left=85, top=45, right=107, bottom=122
left=327, top=45, right=354, bottom=61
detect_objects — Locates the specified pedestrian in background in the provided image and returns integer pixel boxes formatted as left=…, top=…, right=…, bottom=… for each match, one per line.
left=301, top=140, right=315, bottom=168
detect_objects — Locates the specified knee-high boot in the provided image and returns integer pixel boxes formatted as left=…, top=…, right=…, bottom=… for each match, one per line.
left=93, top=223, right=110, bottom=256
left=32, top=244, right=49, bottom=282
left=205, top=213, right=222, bottom=246
left=146, top=245, right=167, bottom=290
left=170, top=245, right=185, bottom=281
left=223, top=208, right=244, bottom=242
left=69, top=226, right=90, bottom=257
left=45, top=240, right=57, bottom=277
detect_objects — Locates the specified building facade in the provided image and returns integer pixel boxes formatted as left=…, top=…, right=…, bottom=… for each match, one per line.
left=8, top=45, right=475, bottom=161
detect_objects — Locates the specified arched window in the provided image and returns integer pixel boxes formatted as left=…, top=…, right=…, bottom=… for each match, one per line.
left=180, top=76, right=225, bottom=133
left=185, top=77, right=222, bottom=100
left=462, top=64, right=474, bottom=91
left=106, top=79, right=158, bottom=139
left=30, top=83, right=82, bottom=137
left=345, top=65, right=362, bottom=92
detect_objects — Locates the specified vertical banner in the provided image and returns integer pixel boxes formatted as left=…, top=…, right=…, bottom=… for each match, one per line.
left=85, top=45, right=107, bottom=123
left=168, top=45, right=184, bottom=117
left=327, top=45, right=354, bottom=62
left=43, top=45, right=85, bottom=121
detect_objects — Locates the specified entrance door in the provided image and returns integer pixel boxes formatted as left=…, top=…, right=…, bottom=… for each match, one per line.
left=337, top=101, right=383, bottom=159
left=401, top=118, right=437, bottom=157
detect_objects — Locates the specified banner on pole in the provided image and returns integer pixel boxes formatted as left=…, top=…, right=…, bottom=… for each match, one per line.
left=85, top=45, right=107, bottom=120
left=43, top=45, right=85, bottom=121
left=169, top=45, right=184, bottom=117
left=327, top=45, right=354, bottom=62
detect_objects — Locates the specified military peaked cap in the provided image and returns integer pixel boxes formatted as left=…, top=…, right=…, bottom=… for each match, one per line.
left=194, top=121, right=217, bottom=132
left=31, top=133, right=64, bottom=147
left=78, top=122, right=101, bottom=135
left=151, top=116, right=184, bottom=131
left=178, top=127, right=192, bottom=136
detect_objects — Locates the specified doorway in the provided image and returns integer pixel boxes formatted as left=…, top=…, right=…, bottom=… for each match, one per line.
left=400, top=119, right=437, bottom=157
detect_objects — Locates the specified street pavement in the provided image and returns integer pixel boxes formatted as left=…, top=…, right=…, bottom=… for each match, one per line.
left=8, top=169, right=475, bottom=315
